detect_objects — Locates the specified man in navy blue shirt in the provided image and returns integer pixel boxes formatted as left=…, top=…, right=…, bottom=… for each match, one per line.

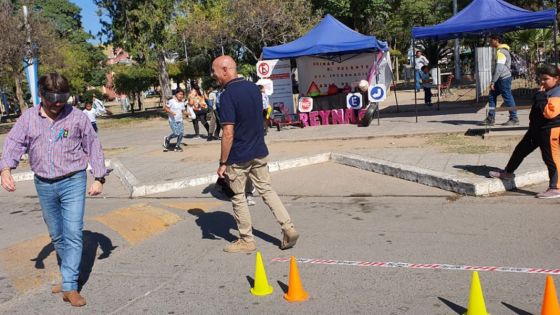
left=212, top=55, right=299, bottom=253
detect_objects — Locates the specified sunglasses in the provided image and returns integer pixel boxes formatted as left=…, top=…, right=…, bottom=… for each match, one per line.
left=42, top=91, right=70, bottom=104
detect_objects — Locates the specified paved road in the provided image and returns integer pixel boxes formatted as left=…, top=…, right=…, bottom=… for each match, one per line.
left=0, top=163, right=558, bottom=314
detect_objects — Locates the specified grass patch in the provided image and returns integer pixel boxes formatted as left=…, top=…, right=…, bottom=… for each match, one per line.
left=97, top=116, right=164, bottom=129
left=427, top=133, right=513, bottom=154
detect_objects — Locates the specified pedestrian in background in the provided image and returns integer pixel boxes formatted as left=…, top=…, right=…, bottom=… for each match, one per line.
left=483, top=34, right=518, bottom=126
left=188, top=87, right=210, bottom=140
left=163, top=89, right=187, bottom=152
left=415, top=50, right=429, bottom=92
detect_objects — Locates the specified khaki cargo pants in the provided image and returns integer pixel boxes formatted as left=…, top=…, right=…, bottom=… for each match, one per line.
left=226, top=157, right=294, bottom=242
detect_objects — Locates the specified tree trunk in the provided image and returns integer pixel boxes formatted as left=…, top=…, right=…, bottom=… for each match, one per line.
left=158, top=50, right=172, bottom=104
left=136, top=92, right=142, bottom=111
left=130, top=94, right=135, bottom=114
left=14, top=72, right=27, bottom=112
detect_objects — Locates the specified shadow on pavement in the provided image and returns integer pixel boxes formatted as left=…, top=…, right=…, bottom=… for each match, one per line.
left=437, top=297, right=466, bottom=314
left=453, top=164, right=502, bottom=177
left=502, top=302, right=534, bottom=315
left=30, top=230, right=117, bottom=291
left=431, top=120, right=483, bottom=126
left=246, top=276, right=254, bottom=288
left=187, top=209, right=281, bottom=246
left=277, top=280, right=288, bottom=294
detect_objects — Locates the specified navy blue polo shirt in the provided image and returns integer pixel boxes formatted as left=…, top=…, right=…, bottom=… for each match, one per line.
left=219, top=78, right=268, bottom=164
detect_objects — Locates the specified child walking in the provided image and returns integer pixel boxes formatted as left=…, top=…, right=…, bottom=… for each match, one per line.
left=420, top=65, right=432, bottom=106
left=489, top=64, right=560, bottom=198
left=163, top=89, right=187, bottom=152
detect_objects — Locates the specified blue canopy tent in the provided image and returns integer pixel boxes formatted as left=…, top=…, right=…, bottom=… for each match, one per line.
left=409, top=0, right=557, bottom=122
left=412, top=0, right=556, bottom=41
left=262, top=15, right=394, bottom=121
left=262, top=14, right=388, bottom=60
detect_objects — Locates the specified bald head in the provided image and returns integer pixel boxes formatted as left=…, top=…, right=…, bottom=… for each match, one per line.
left=212, top=55, right=238, bottom=86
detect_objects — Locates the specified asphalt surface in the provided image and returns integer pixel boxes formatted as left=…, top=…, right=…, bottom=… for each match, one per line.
left=1, top=163, right=559, bottom=314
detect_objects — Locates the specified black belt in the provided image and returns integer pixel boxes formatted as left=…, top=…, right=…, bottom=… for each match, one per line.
left=35, top=170, right=84, bottom=183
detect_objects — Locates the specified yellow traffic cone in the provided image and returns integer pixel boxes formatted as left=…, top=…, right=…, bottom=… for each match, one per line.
left=250, top=251, right=274, bottom=296
left=464, top=271, right=489, bottom=315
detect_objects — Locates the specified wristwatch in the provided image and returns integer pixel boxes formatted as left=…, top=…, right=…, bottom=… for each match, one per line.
left=94, top=177, right=106, bottom=184
left=219, top=161, right=227, bottom=166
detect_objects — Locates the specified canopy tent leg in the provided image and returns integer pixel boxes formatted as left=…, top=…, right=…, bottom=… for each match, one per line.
left=390, top=69, right=400, bottom=113
left=413, top=39, right=418, bottom=123
left=393, top=83, right=400, bottom=113
left=554, top=19, right=559, bottom=66
left=437, top=60, right=441, bottom=111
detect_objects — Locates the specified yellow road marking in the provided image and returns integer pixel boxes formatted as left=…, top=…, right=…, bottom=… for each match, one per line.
left=161, top=201, right=224, bottom=212
left=0, top=235, right=59, bottom=293
left=93, top=204, right=181, bottom=245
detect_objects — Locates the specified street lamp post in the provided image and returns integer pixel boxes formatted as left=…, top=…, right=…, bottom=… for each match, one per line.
left=22, top=6, right=40, bottom=107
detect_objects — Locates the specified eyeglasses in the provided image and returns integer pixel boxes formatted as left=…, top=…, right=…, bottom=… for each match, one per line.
left=42, top=91, right=70, bottom=104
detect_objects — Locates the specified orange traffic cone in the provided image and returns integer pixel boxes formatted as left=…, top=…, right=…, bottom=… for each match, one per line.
left=541, top=276, right=560, bottom=315
left=284, top=256, right=309, bottom=302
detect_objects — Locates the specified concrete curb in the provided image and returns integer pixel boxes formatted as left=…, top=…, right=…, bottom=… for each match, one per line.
left=12, top=160, right=113, bottom=183
left=131, top=153, right=332, bottom=197
left=107, top=158, right=139, bottom=197
left=12, top=171, right=34, bottom=182
left=331, top=153, right=548, bottom=196
left=331, top=153, right=480, bottom=195
left=11, top=152, right=547, bottom=197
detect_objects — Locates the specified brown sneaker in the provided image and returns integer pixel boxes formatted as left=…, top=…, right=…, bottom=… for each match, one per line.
left=51, top=284, right=62, bottom=294
left=62, top=291, right=86, bottom=307
left=223, top=239, right=256, bottom=253
left=280, top=227, right=299, bottom=250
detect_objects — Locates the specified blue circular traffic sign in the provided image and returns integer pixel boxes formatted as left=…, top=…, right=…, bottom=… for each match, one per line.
left=370, top=86, right=385, bottom=101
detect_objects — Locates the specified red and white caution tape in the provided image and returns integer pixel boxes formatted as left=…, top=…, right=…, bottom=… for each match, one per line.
left=271, top=257, right=560, bottom=275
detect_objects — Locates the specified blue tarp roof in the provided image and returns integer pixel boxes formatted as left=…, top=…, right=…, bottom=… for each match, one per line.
left=262, top=14, right=388, bottom=60
left=412, top=0, right=556, bottom=40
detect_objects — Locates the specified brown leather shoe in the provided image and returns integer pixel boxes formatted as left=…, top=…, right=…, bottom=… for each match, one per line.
left=62, top=291, right=86, bottom=307
left=51, top=284, right=62, bottom=294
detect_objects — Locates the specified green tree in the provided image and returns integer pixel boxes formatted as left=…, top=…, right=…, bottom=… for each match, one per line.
left=113, top=65, right=158, bottom=112
left=96, top=0, right=177, bottom=102
left=178, top=0, right=320, bottom=62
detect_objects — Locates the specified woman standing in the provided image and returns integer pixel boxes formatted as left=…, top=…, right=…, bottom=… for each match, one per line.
left=188, top=87, right=210, bottom=139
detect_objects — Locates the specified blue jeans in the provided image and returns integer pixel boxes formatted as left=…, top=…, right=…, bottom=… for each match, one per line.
left=168, top=120, right=184, bottom=147
left=34, top=170, right=86, bottom=292
left=415, top=70, right=422, bottom=91
left=488, top=76, right=517, bottom=119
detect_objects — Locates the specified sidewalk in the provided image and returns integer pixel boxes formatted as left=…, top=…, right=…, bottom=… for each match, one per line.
left=0, top=90, right=542, bottom=196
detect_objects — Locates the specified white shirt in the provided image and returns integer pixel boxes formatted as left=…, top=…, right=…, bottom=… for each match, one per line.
left=261, top=93, right=270, bottom=110
left=415, top=55, right=429, bottom=70
left=83, top=108, right=99, bottom=123
left=167, top=98, right=185, bottom=122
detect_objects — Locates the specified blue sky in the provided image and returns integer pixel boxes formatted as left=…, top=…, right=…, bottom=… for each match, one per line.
left=71, top=0, right=108, bottom=44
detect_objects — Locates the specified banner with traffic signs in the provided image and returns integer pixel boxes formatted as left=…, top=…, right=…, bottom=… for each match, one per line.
left=346, top=93, right=363, bottom=109
left=368, top=84, right=386, bottom=103
left=256, top=59, right=294, bottom=113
